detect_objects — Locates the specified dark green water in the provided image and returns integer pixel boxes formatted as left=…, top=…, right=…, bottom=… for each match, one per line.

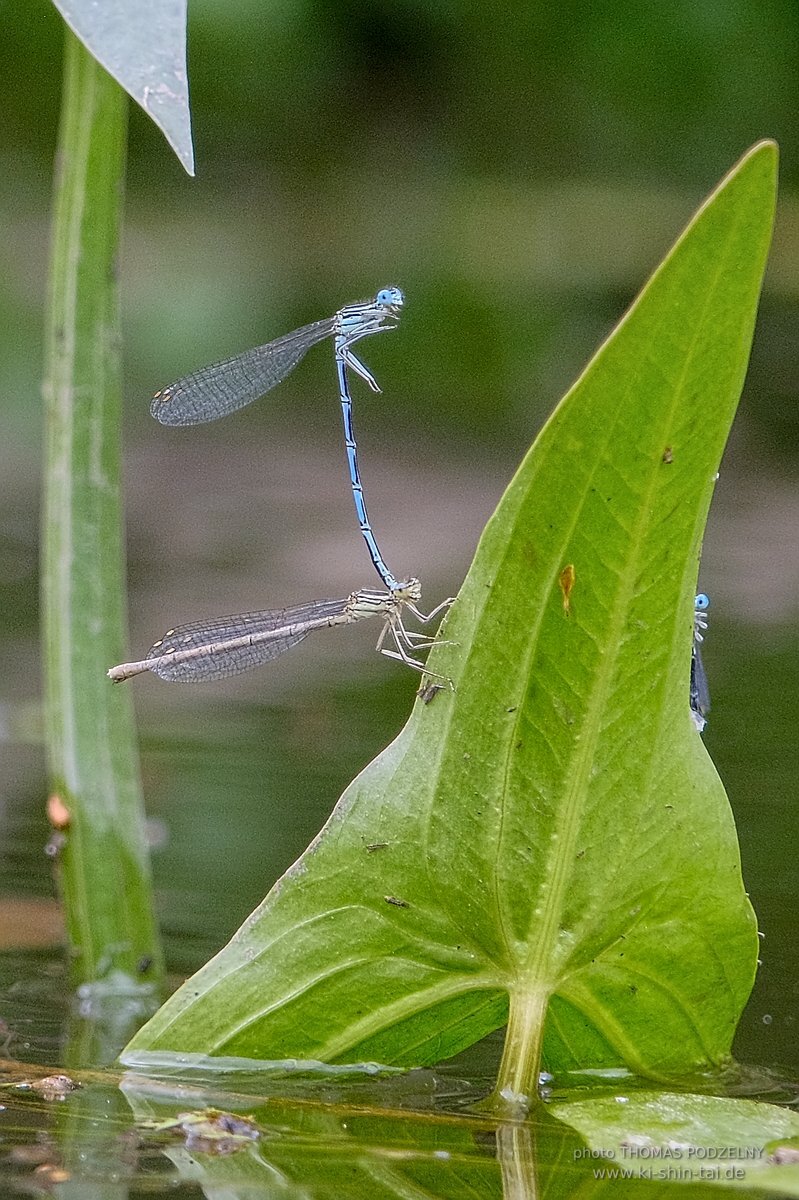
left=1, top=582, right=798, bottom=1195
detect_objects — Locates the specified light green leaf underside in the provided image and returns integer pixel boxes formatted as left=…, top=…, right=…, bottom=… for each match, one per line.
left=51, top=0, right=194, bottom=175
left=124, top=144, right=777, bottom=1082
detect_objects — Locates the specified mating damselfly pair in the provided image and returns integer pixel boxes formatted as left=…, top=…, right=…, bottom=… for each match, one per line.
left=110, top=289, right=452, bottom=685
left=109, top=287, right=712, bottom=728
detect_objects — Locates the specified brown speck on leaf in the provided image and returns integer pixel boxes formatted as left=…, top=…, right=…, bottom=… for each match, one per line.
left=559, top=564, right=576, bottom=615
left=384, top=896, right=410, bottom=908
left=662, top=446, right=674, bottom=463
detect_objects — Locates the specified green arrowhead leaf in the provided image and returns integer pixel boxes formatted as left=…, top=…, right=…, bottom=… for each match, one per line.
left=123, top=144, right=777, bottom=1099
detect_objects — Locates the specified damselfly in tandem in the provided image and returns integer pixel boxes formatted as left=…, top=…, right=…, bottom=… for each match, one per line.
left=108, top=581, right=452, bottom=684
left=150, top=288, right=407, bottom=593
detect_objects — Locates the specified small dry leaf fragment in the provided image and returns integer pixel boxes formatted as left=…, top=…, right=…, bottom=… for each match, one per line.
left=46, top=794, right=70, bottom=829
left=142, top=1108, right=260, bottom=1156
left=558, top=564, right=576, bottom=615
left=17, top=1074, right=80, bottom=1101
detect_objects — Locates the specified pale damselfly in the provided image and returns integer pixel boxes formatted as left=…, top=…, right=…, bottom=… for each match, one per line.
left=108, top=580, right=451, bottom=684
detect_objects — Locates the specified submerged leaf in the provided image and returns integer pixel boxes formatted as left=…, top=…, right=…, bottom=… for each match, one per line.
left=123, top=144, right=777, bottom=1097
left=553, top=1091, right=799, bottom=1192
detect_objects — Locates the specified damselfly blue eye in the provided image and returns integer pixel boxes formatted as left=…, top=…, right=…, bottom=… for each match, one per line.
left=376, top=286, right=403, bottom=306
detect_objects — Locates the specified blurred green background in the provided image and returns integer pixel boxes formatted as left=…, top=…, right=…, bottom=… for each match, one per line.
left=0, top=0, right=797, bottom=1076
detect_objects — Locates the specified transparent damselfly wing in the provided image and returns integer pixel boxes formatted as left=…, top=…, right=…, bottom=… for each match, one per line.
left=151, top=318, right=335, bottom=426
left=690, top=643, right=711, bottom=727
left=149, top=287, right=406, bottom=592
left=139, top=596, right=352, bottom=682
left=107, top=580, right=452, bottom=685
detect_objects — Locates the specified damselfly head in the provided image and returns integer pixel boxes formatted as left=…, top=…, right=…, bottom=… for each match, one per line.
left=693, top=592, right=710, bottom=639
left=375, top=286, right=404, bottom=312
left=393, top=578, right=422, bottom=604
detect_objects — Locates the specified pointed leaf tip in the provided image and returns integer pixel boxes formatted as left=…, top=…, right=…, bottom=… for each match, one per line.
left=52, top=0, right=195, bottom=176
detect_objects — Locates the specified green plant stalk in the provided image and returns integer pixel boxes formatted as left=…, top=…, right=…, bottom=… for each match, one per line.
left=495, top=987, right=550, bottom=1107
left=41, top=30, right=163, bottom=989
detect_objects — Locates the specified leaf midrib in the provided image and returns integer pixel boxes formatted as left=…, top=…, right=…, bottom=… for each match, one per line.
left=513, top=237, right=735, bottom=996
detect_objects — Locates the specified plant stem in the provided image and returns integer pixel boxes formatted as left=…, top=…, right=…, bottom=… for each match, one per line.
left=491, top=986, right=550, bottom=1111
left=41, top=29, right=163, bottom=991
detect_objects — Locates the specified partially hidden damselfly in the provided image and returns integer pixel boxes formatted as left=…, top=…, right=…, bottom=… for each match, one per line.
left=690, top=592, right=711, bottom=732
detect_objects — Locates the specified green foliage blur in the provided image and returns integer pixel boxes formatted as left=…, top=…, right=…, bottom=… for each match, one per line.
left=3, top=0, right=799, bottom=454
